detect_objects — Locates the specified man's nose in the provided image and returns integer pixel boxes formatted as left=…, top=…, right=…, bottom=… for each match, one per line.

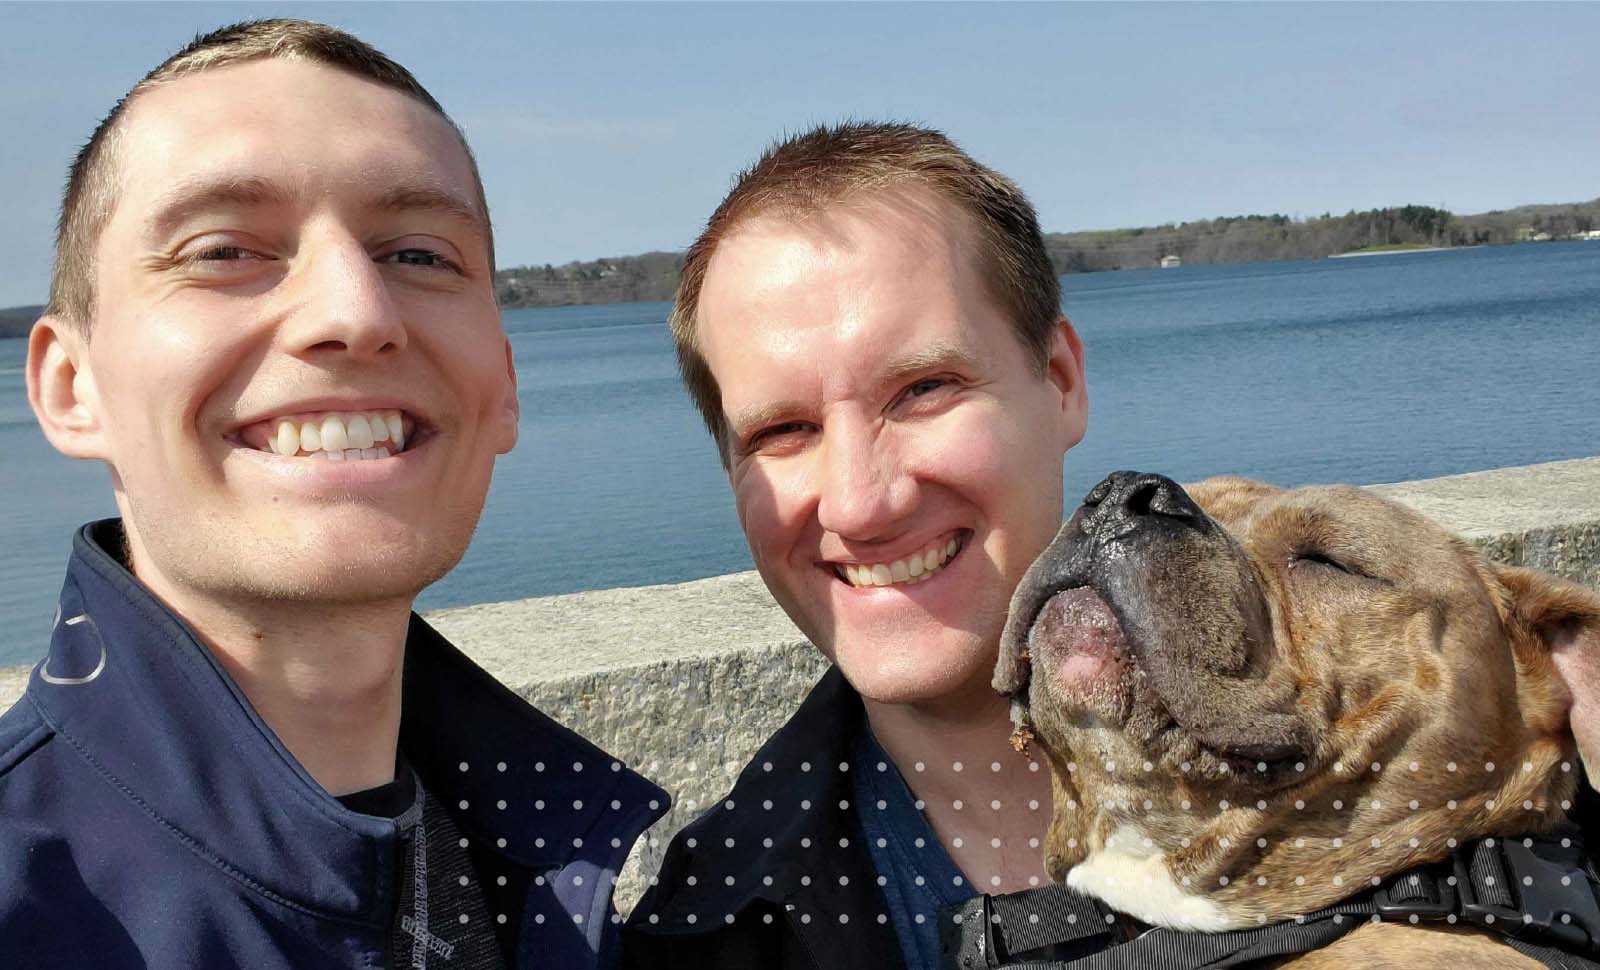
left=815, top=418, right=915, bottom=540
left=278, top=235, right=408, bottom=360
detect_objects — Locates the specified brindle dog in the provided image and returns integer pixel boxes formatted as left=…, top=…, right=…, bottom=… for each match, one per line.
left=996, top=472, right=1598, bottom=968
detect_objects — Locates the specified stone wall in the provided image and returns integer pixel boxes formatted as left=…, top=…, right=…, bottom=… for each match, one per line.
left=4, top=456, right=1599, bottom=910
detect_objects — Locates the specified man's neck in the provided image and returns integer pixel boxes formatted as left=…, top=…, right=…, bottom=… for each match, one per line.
left=864, top=675, right=1054, bottom=894
left=135, top=568, right=411, bottom=798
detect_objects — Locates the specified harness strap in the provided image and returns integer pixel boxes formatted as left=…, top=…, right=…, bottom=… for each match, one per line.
left=1372, top=827, right=1600, bottom=957
left=940, top=827, right=1600, bottom=970
left=1008, top=901, right=1379, bottom=970
left=938, top=883, right=1117, bottom=967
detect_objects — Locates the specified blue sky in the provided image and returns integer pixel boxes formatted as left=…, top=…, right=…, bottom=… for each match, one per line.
left=2, top=1, right=1597, bottom=307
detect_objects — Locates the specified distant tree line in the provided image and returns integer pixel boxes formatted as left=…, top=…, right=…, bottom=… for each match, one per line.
left=1040, top=199, right=1600, bottom=273
left=490, top=198, right=1599, bottom=309
left=0, top=305, right=43, bottom=340
left=5, top=200, right=1594, bottom=326
left=489, top=194, right=1600, bottom=307
left=494, top=251, right=682, bottom=309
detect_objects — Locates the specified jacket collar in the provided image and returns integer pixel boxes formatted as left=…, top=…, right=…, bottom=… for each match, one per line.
left=27, top=520, right=668, bottom=925
left=631, top=665, right=874, bottom=928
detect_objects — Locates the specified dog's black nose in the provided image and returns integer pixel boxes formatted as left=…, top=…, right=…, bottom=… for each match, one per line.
left=1080, top=471, right=1202, bottom=533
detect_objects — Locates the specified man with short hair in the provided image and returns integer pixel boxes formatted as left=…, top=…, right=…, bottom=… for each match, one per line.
left=2, top=20, right=664, bottom=969
left=623, top=124, right=1600, bottom=970
left=624, top=123, right=1090, bottom=968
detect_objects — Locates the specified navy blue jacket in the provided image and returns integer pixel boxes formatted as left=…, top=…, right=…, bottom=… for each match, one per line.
left=0, top=521, right=669, bottom=969
left=623, top=667, right=905, bottom=969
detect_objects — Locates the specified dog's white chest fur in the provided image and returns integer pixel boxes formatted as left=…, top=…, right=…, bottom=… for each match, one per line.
left=1065, top=825, right=1232, bottom=932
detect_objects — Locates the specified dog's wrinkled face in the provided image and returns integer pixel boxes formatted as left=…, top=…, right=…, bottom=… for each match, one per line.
left=996, top=472, right=1597, bottom=930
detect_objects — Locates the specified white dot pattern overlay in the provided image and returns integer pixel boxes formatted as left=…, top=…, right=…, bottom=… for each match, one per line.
left=612, top=734, right=1593, bottom=966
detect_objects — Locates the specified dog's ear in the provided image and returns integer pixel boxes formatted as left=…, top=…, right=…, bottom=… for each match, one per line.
left=1495, top=565, right=1600, bottom=786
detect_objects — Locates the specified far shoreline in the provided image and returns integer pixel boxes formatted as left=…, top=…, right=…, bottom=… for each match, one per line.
left=1327, top=244, right=1473, bottom=259
left=2, top=236, right=1595, bottom=333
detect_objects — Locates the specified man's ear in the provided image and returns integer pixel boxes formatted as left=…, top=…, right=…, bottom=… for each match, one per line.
left=27, top=315, right=110, bottom=461
left=1496, top=565, right=1600, bottom=787
left=494, top=335, right=520, bottom=455
left=1045, top=316, right=1087, bottom=452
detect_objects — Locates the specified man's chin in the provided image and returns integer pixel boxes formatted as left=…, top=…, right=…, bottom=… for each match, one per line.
left=257, top=560, right=441, bottom=604
left=259, top=530, right=465, bottom=602
left=833, top=638, right=999, bottom=709
left=131, top=514, right=468, bottom=608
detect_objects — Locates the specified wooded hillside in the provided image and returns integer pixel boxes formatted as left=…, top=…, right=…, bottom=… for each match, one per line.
left=491, top=198, right=1599, bottom=308
left=5, top=199, right=1594, bottom=323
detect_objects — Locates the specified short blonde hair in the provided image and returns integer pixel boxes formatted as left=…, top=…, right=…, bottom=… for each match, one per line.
left=671, top=122, right=1060, bottom=462
left=47, top=18, right=491, bottom=332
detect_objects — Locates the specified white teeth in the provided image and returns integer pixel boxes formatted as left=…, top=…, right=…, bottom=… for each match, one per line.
left=346, top=415, right=374, bottom=450
left=840, top=535, right=963, bottom=588
left=320, top=415, right=349, bottom=452
left=254, top=410, right=406, bottom=459
left=275, top=421, right=300, bottom=457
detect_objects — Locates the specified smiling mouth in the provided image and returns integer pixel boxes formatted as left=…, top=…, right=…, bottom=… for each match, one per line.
left=232, top=409, right=421, bottom=462
left=831, top=531, right=968, bottom=588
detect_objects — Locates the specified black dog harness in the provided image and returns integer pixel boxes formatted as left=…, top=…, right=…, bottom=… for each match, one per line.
left=939, top=827, right=1600, bottom=969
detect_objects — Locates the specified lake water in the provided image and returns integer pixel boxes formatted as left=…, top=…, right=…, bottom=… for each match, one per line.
left=2, top=241, right=1596, bottom=666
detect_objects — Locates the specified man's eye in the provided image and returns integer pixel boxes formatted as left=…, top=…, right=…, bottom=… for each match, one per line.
left=745, top=422, right=812, bottom=452
left=897, top=376, right=958, bottom=409
left=195, top=245, right=249, bottom=261
left=384, top=248, right=459, bottom=271
left=179, top=245, right=271, bottom=274
left=756, top=422, right=807, bottom=441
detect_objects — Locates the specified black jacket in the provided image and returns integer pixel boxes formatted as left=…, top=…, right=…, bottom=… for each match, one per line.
left=622, top=667, right=906, bottom=969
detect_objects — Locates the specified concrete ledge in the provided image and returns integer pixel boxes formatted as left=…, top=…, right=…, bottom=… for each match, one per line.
left=1368, top=457, right=1600, bottom=588
left=4, top=456, right=1598, bottom=909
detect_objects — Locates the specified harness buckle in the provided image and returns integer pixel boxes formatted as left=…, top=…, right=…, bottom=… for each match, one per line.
left=1373, top=870, right=1457, bottom=919
left=939, top=893, right=1001, bottom=969
left=1459, top=836, right=1600, bottom=954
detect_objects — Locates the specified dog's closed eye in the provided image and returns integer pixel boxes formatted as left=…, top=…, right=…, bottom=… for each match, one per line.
left=1291, top=550, right=1354, bottom=573
left=1290, top=548, right=1392, bottom=583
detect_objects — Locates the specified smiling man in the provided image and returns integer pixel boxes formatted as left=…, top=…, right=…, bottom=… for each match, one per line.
left=624, top=124, right=1090, bottom=968
left=1, top=20, right=664, bottom=970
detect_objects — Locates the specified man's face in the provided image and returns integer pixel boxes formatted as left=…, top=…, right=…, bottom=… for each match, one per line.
left=69, top=58, right=517, bottom=607
left=696, top=190, right=1086, bottom=706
